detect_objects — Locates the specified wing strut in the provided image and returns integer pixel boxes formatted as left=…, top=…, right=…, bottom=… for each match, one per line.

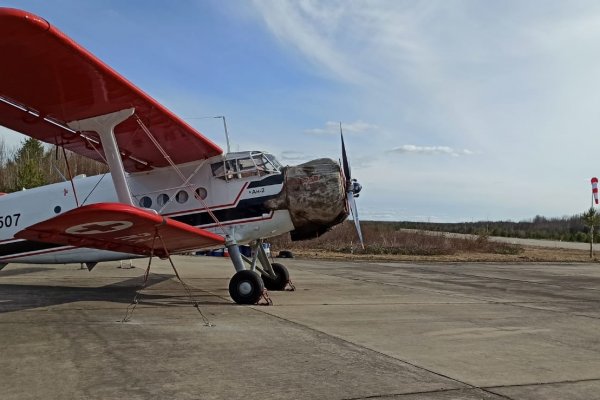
left=134, top=114, right=228, bottom=235
left=68, top=108, right=135, bottom=206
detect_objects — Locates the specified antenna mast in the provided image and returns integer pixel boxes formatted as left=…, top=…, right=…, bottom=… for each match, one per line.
left=215, top=116, right=231, bottom=154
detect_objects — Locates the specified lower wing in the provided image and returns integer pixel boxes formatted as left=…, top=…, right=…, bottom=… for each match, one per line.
left=15, top=203, right=224, bottom=258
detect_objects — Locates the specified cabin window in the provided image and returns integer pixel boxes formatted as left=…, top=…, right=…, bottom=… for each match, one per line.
left=157, top=193, right=169, bottom=207
left=139, top=196, right=152, bottom=208
left=175, top=190, right=189, bottom=203
left=195, top=187, right=208, bottom=200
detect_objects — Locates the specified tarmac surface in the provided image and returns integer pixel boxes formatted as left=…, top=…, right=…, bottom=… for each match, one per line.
left=1, top=257, right=600, bottom=399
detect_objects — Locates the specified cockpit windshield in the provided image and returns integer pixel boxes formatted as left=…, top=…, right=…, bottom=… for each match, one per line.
left=211, top=151, right=282, bottom=180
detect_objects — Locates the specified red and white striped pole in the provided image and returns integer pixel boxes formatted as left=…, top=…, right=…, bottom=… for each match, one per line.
left=592, top=177, right=598, bottom=206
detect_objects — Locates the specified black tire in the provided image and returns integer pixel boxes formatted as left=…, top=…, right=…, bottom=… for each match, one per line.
left=262, top=263, right=289, bottom=291
left=229, top=270, right=264, bottom=304
left=278, top=250, right=294, bottom=259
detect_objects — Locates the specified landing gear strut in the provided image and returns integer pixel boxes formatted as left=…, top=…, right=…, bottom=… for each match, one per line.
left=226, top=239, right=291, bottom=304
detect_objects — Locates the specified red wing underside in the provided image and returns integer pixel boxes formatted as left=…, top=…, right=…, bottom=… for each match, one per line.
left=0, top=8, right=222, bottom=171
left=15, top=203, right=225, bottom=258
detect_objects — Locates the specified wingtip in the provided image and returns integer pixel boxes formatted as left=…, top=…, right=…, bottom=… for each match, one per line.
left=0, top=8, right=50, bottom=33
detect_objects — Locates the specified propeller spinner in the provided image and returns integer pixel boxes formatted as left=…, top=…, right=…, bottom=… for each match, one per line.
left=340, top=123, right=364, bottom=249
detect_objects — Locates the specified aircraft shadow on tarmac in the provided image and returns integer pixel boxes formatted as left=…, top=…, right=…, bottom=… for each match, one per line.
left=0, top=267, right=55, bottom=277
left=0, top=271, right=228, bottom=314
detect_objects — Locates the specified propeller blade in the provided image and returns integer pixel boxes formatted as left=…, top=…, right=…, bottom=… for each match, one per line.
left=347, top=192, right=364, bottom=249
left=340, top=122, right=363, bottom=249
left=340, top=123, right=351, bottom=182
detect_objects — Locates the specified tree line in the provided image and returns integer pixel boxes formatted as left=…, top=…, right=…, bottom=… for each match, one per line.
left=0, top=137, right=107, bottom=193
left=392, top=214, right=596, bottom=243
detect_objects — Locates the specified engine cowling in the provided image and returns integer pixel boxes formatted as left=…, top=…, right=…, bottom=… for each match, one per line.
left=265, top=158, right=348, bottom=241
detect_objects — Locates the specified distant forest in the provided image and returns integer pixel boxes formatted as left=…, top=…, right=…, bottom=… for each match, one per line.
left=386, top=215, right=593, bottom=243
left=0, top=138, right=593, bottom=243
left=0, top=137, right=107, bottom=193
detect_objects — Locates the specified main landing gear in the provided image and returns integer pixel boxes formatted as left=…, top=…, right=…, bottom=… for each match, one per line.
left=226, top=239, right=291, bottom=305
left=261, top=263, right=289, bottom=291
left=229, top=270, right=264, bottom=305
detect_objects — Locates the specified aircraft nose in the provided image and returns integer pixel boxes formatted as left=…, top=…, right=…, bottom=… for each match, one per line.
left=265, top=158, right=348, bottom=241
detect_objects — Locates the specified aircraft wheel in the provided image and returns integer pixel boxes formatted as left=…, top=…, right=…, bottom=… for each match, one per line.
left=277, top=250, right=294, bottom=259
left=229, top=270, right=264, bottom=304
left=262, top=263, right=289, bottom=291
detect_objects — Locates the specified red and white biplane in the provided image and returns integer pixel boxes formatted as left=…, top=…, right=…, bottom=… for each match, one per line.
left=0, top=8, right=363, bottom=304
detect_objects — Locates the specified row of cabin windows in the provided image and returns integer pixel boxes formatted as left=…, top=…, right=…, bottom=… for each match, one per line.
left=138, top=187, right=207, bottom=209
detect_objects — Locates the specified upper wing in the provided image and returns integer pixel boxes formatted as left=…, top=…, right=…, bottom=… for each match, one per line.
left=0, top=8, right=222, bottom=172
left=15, top=203, right=225, bottom=257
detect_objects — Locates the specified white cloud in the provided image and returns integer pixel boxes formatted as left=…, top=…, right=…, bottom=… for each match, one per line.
left=305, top=120, right=378, bottom=135
left=350, top=155, right=376, bottom=169
left=389, top=145, right=474, bottom=157
left=279, top=150, right=309, bottom=162
left=250, top=0, right=440, bottom=88
left=250, top=0, right=373, bottom=83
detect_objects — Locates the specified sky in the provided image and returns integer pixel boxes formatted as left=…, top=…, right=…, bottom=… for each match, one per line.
left=2, top=0, right=600, bottom=222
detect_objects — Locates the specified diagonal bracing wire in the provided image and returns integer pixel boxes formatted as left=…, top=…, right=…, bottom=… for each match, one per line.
left=134, top=114, right=227, bottom=236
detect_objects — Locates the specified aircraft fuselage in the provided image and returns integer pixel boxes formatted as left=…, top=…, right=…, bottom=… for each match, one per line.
left=0, top=151, right=295, bottom=264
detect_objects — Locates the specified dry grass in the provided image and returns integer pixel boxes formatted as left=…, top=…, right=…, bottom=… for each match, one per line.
left=269, top=222, right=600, bottom=263
left=285, top=246, right=596, bottom=263
left=270, top=221, right=521, bottom=257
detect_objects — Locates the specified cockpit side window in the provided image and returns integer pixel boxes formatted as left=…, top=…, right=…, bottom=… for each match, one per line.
left=252, top=154, right=270, bottom=172
left=211, top=160, right=238, bottom=180
left=238, top=157, right=256, bottom=172
left=211, top=152, right=282, bottom=180
left=264, top=153, right=282, bottom=170
left=211, top=161, right=226, bottom=177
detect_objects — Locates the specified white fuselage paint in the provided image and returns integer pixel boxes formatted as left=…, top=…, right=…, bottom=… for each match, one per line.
left=0, top=154, right=294, bottom=264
